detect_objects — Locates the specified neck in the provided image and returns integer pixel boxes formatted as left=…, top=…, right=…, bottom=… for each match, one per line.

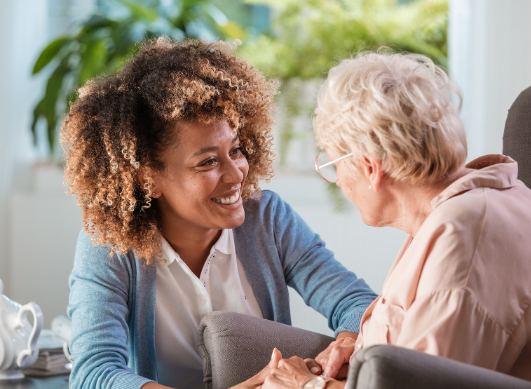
left=383, top=166, right=468, bottom=237
left=160, top=215, right=221, bottom=278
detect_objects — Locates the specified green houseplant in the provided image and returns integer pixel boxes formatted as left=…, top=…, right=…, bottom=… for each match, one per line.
left=239, top=0, right=448, bottom=210
left=31, top=0, right=245, bottom=157
left=31, top=0, right=448, bottom=210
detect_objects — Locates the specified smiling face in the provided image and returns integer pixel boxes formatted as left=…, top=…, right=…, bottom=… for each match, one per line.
left=152, top=120, right=249, bottom=235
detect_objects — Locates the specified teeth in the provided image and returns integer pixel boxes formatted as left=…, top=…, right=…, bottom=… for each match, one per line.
left=213, top=191, right=240, bottom=205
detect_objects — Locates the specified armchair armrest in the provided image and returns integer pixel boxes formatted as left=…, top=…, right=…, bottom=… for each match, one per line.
left=197, top=311, right=334, bottom=389
left=348, top=345, right=531, bottom=389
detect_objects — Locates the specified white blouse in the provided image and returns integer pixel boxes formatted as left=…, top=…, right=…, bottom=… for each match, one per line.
left=154, top=229, right=263, bottom=389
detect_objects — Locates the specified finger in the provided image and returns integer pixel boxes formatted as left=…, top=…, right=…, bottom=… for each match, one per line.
left=247, top=349, right=283, bottom=386
left=279, top=356, right=308, bottom=372
left=315, top=338, right=345, bottom=365
left=323, top=344, right=354, bottom=378
left=304, top=358, right=322, bottom=375
left=269, top=348, right=282, bottom=369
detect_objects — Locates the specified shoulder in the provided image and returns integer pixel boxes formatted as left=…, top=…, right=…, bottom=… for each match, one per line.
left=72, top=229, right=135, bottom=284
left=415, top=189, right=488, bottom=294
left=431, top=187, right=487, bottom=231
left=242, top=190, right=293, bottom=225
left=243, top=189, right=283, bottom=213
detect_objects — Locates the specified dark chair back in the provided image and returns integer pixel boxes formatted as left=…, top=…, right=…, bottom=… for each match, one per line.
left=503, top=86, right=531, bottom=188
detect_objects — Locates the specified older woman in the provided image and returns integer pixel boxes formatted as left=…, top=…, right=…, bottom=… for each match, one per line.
left=260, top=51, right=531, bottom=389
left=63, top=38, right=377, bottom=389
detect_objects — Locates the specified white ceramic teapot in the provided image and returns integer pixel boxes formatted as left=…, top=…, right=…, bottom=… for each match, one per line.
left=0, top=279, right=43, bottom=380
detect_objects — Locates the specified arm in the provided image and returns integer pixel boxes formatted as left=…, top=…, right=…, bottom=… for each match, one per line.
left=396, top=288, right=504, bottom=368
left=271, top=193, right=378, bottom=335
left=68, top=231, right=154, bottom=389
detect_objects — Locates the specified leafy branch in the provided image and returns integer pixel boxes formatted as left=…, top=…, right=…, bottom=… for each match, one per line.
left=31, top=0, right=245, bottom=157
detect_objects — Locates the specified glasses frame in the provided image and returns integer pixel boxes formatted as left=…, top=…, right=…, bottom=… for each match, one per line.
left=315, top=152, right=354, bottom=183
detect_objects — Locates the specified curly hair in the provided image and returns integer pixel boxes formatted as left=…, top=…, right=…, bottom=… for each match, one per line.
left=61, top=37, right=277, bottom=263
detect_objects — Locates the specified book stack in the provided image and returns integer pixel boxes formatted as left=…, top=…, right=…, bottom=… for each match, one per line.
left=24, top=330, right=71, bottom=377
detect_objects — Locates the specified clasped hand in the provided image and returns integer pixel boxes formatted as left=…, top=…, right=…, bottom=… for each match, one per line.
left=233, top=337, right=356, bottom=389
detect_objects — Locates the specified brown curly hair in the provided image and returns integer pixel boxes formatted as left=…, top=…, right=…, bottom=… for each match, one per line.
left=61, top=37, right=277, bottom=263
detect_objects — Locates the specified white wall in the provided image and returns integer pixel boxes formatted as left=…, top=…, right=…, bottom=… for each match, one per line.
left=0, top=0, right=48, bottom=298
left=0, top=0, right=93, bottom=328
left=449, top=0, right=531, bottom=161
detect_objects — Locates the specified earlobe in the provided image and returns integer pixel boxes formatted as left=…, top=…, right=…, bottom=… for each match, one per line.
left=361, top=156, right=384, bottom=193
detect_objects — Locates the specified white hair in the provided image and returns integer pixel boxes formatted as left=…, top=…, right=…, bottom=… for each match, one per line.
left=314, top=50, right=467, bottom=184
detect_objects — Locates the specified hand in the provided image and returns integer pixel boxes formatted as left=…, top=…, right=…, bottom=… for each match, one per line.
left=313, top=337, right=356, bottom=379
left=231, top=348, right=283, bottom=389
left=262, top=356, right=316, bottom=389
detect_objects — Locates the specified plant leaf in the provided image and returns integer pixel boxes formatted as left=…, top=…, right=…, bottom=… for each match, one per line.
left=117, top=0, right=159, bottom=22
left=31, top=60, right=70, bottom=153
left=216, top=21, right=246, bottom=39
left=78, top=40, right=107, bottom=87
left=32, top=37, right=71, bottom=74
left=82, top=14, right=113, bottom=32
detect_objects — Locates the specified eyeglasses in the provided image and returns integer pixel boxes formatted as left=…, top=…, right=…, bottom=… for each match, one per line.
left=315, top=151, right=353, bottom=183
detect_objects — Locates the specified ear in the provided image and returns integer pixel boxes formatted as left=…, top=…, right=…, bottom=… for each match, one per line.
left=360, top=156, right=384, bottom=193
left=137, top=167, right=162, bottom=199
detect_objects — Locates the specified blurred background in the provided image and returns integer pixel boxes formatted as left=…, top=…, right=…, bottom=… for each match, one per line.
left=0, top=0, right=530, bottom=336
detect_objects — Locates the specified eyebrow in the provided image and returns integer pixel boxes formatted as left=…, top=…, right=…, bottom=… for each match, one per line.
left=189, top=134, right=239, bottom=159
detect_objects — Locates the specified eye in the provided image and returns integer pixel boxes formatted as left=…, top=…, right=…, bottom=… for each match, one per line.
left=198, top=157, right=217, bottom=167
left=231, top=147, right=243, bottom=158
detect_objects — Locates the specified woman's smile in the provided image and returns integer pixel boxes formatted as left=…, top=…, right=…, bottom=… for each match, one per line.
left=211, top=189, right=241, bottom=206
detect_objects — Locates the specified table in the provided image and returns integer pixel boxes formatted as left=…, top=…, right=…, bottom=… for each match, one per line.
left=0, top=376, right=69, bottom=389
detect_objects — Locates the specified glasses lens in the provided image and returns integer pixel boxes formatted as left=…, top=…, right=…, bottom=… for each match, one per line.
left=316, top=152, right=337, bottom=182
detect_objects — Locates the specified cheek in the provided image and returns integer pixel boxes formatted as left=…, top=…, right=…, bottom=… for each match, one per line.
left=164, top=171, right=217, bottom=204
left=240, top=158, right=250, bottom=179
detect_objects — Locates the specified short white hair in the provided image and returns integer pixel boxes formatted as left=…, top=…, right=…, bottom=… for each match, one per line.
left=314, top=50, right=467, bottom=184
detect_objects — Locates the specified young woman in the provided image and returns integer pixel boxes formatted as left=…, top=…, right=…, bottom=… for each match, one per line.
left=63, top=38, right=377, bottom=389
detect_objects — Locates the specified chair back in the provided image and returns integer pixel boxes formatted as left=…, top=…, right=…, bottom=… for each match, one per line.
left=503, top=86, right=531, bottom=188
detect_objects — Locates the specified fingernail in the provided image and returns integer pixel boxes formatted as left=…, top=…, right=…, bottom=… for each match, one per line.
left=310, top=367, right=319, bottom=374
left=271, top=348, right=277, bottom=359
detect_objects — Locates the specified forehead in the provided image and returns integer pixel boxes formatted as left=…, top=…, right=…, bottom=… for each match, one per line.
left=174, top=120, right=235, bottom=143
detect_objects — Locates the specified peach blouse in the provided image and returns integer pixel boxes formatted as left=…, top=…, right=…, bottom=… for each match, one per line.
left=355, top=155, right=531, bottom=381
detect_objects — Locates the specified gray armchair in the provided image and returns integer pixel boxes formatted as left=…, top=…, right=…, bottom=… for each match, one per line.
left=197, top=311, right=333, bottom=389
left=198, top=311, right=531, bottom=389
left=503, top=85, right=531, bottom=188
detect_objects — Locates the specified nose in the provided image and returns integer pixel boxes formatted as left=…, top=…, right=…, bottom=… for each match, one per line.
left=221, top=158, right=245, bottom=184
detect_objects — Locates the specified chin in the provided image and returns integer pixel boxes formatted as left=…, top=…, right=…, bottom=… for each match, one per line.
left=219, top=208, right=246, bottom=230
left=359, top=212, right=379, bottom=227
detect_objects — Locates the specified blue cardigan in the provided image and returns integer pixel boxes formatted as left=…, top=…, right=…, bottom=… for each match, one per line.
left=68, top=190, right=377, bottom=389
